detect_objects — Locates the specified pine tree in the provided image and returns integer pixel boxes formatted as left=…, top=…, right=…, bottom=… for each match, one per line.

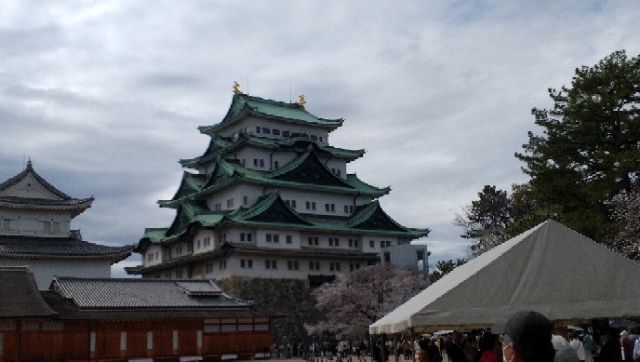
left=515, top=50, right=640, bottom=241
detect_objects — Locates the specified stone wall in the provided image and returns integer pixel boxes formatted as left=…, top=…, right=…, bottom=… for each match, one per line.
left=218, top=277, right=319, bottom=347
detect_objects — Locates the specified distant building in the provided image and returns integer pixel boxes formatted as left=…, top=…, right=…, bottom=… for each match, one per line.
left=0, top=267, right=272, bottom=361
left=0, top=161, right=132, bottom=288
left=127, top=88, right=429, bottom=285
left=380, top=243, right=429, bottom=280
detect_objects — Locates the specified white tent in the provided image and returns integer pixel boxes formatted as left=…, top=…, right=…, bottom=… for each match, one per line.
left=370, top=220, right=640, bottom=334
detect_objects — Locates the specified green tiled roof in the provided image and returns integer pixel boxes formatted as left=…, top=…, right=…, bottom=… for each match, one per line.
left=199, top=94, right=343, bottom=134
left=179, top=133, right=364, bottom=168
left=163, top=172, right=207, bottom=204
left=137, top=193, right=429, bottom=249
left=194, top=152, right=390, bottom=198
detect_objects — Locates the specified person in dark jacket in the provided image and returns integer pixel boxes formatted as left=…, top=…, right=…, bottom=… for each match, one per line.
left=493, top=310, right=555, bottom=362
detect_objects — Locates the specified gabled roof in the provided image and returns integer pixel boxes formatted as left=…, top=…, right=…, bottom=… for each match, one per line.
left=231, top=192, right=312, bottom=226
left=271, top=146, right=354, bottom=187
left=193, top=151, right=389, bottom=199
left=199, top=94, right=343, bottom=135
left=165, top=172, right=207, bottom=203
left=0, top=234, right=133, bottom=263
left=137, top=197, right=428, bottom=251
left=0, top=267, right=57, bottom=318
left=0, top=161, right=93, bottom=216
left=347, top=200, right=407, bottom=231
left=179, top=133, right=364, bottom=168
left=51, top=277, right=251, bottom=309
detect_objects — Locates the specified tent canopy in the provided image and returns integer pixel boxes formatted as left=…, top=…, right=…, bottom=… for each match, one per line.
left=370, top=220, right=640, bottom=334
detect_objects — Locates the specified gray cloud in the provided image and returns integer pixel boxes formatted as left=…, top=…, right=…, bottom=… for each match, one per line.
left=1, top=1, right=639, bottom=275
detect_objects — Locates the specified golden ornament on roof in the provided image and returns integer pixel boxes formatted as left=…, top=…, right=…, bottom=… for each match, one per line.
left=232, top=81, right=243, bottom=95
left=298, top=94, right=306, bottom=107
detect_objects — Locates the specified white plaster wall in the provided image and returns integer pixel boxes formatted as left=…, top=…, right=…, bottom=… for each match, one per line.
left=192, top=229, right=217, bottom=254
left=255, top=229, right=301, bottom=250
left=205, top=184, right=263, bottom=212
left=325, top=159, right=347, bottom=179
left=234, top=148, right=272, bottom=171
left=265, top=188, right=369, bottom=217
left=0, top=173, right=60, bottom=199
left=220, top=255, right=349, bottom=280
left=0, top=209, right=71, bottom=237
left=218, top=117, right=330, bottom=145
left=144, top=244, right=164, bottom=266
left=0, top=257, right=111, bottom=290
left=361, top=236, right=399, bottom=253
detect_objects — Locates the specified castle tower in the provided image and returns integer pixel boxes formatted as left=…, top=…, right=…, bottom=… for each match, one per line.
left=127, top=90, right=429, bottom=285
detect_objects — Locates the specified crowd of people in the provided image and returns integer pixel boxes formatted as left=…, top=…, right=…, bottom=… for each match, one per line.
left=301, top=311, right=638, bottom=362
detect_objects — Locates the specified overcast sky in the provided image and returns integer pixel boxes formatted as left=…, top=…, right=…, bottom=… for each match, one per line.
left=1, top=1, right=638, bottom=277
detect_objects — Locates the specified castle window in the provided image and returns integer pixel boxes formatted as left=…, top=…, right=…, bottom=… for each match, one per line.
left=262, top=127, right=270, bottom=134
left=206, top=264, right=213, bottom=273
left=309, top=261, right=320, bottom=271
left=240, top=233, right=245, bottom=241
left=319, top=136, right=323, bottom=142
left=272, top=129, right=280, bottom=136
left=247, top=233, right=252, bottom=241
left=311, top=202, right=316, bottom=210
left=344, top=205, right=349, bottom=213
left=226, top=199, right=234, bottom=208
left=286, top=235, right=292, bottom=244
left=282, top=130, right=290, bottom=137
left=256, top=126, right=261, bottom=133
left=219, top=260, right=227, bottom=270
left=310, top=135, right=318, bottom=141
left=273, top=234, right=280, bottom=243
left=243, top=196, right=248, bottom=205
left=266, top=234, right=272, bottom=242
left=369, top=240, right=375, bottom=248
left=259, top=159, right=265, bottom=167
left=274, top=161, right=279, bottom=169
left=253, top=159, right=258, bottom=167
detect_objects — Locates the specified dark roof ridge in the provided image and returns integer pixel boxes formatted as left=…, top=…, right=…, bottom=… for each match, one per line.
left=0, top=161, right=92, bottom=202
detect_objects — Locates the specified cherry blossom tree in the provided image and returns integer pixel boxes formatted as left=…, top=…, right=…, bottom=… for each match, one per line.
left=307, top=264, right=427, bottom=338
left=610, top=186, right=640, bottom=261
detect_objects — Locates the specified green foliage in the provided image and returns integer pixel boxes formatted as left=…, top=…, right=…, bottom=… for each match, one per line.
left=429, top=258, right=467, bottom=283
left=515, top=50, right=640, bottom=241
left=455, top=185, right=513, bottom=255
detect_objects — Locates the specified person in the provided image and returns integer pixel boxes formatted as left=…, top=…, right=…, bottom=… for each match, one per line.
left=622, top=330, right=635, bottom=362
left=415, top=338, right=431, bottom=362
left=478, top=332, right=499, bottom=362
left=569, top=332, right=586, bottom=362
left=633, top=337, right=640, bottom=362
left=493, top=310, right=555, bottom=362
left=445, top=331, right=466, bottom=362
left=427, top=338, right=442, bottom=362
left=582, top=331, right=594, bottom=362
left=598, top=328, right=622, bottom=362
